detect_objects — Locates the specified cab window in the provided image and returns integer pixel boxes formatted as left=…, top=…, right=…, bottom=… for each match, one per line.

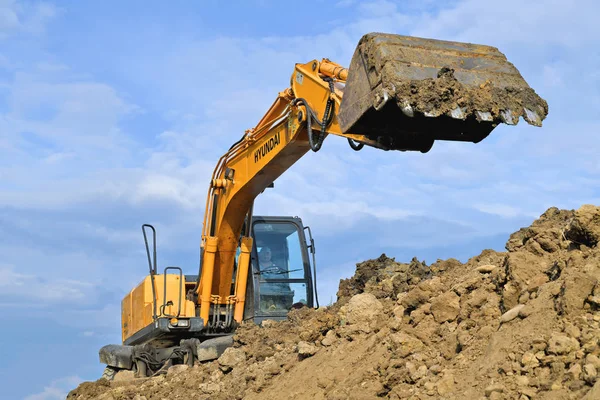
left=253, top=221, right=309, bottom=313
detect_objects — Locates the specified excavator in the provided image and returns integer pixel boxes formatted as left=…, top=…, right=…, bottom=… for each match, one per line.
left=99, top=32, right=548, bottom=379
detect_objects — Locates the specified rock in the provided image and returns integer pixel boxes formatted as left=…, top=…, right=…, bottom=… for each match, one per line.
left=218, top=347, right=246, bottom=372
left=393, top=305, right=405, bottom=319
left=199, top=382, right=221, bottom=394
left=547, top=333, right=580, bottom=355
left=588, top=295, right=600, bottom=306
left=430, top=291, right=460, bottom=323
left=388, top=316, right=403, bottom=331
left=166, top=364, right=189, bottom=375
left=568, top=363, right=582, bottom=380
left=527, top=274, right=549, bottom=292
left=565, top=204, right=600, bottom=247
left=515, top=376, right=529, bottom=386
left=436, top=373, right=455, bottom=395
left=519, top=387, right=538, bottom=398
left=583, top=363, right=598, bottom=384
left=475, top=264, right=497, bottom=273
left=586, top=354, right=600, bottom=370
left=321, top=330, right=337, bottom=347
left=262, top=358, right=282, bottom=376
left=113, top=370, right=135, bottom=381
left=133, top=396, right=147, bottom=400
left=551, top=361, right=566, bottom=376
left=500, top=304, right=525, bottom=323
left=297, top=341, right=318, bottom=358
left=521, top=351, right=539, bottom=368
left=485, top=383, right=504, bottom=397
left=532, top=337, right=547, bottom=352
left=389, top=305, right=406, bottom=330
left=489, top=392, right=502, bottom=400
left=519, top=292, right=530, bottom=304
left=401, top=287, right=431, bottom=310
left=345, top=293, right=383, bottom=326
left=558, top=271, right=597, bottom=315
left=564, top=322, right=581, bottom=339
left=519, top=305, right=534, bottom=318
left=261, top=319, right=278, bottom=327
left=410, top=365, right=427, bottom=381
left=429, top=364, right=442, bottom=375
left=410, top=306, right=429, bottom=326
left=389, top=332, right=424, bottom=357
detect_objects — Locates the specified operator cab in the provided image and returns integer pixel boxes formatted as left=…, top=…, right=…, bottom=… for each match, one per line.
left=242, top=216, right=316, bottom=324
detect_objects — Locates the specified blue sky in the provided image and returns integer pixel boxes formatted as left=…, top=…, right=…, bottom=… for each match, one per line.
left=0, top=0, right=598, bottom=398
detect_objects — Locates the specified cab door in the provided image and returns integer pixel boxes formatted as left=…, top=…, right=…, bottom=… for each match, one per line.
left=249, top=217, right=314, bottom=322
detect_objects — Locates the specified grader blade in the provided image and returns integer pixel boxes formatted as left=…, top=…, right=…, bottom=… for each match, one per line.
left=338, top=33, right=548, bottom=152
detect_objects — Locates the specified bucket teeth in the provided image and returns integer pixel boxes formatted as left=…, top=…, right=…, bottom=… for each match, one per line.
left=523, top=108, right=543, bottom=127
left=500, top=109, right=517, bottom=125
left=399, top=100, right=414, bottom=117
left=373, top=90, right=391, bottom=111
left=424, top=109, right=444, bottom=118
left=475, top=111, right=493, bottom=122
left=449, top=107, right=466, bottom=120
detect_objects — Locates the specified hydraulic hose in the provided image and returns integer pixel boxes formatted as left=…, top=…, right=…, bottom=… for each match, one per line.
left=348, top=138, right=364, bottom=151
left=291, top=97, right=334, bottom=152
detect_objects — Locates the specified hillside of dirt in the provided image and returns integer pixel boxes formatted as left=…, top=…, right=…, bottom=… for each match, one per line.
left=69, top=205, right=600, bottom=400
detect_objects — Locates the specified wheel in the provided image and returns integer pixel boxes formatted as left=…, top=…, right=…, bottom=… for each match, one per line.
left=101, top=366, right=119, bottom=381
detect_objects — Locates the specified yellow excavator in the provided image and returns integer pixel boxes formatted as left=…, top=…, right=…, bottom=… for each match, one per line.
left=99, top=32, right=548, bottom=379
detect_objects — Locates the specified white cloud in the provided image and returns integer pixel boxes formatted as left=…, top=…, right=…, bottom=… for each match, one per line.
left=0, top=0, right=57, bottom=39
left=410, top=0, right=597, bottom=49
left=24, top=375, right=82, bottom=400
left=358, top=0, right=398, bottom=16
left=0, top=264, right=93, bottom=302
left=473, top=203, right=525, bottom=219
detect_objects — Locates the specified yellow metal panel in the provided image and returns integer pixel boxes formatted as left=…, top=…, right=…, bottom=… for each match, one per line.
left=121, top=274, right=197, bottom=343
left=121, top=290, right=132, bottom=343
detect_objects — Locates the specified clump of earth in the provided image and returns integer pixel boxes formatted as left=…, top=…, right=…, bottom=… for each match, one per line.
left=69, top=204, right=600, bottom=400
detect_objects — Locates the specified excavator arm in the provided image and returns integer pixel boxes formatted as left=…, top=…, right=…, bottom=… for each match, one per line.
left=195, top=33, right=548, bottom=325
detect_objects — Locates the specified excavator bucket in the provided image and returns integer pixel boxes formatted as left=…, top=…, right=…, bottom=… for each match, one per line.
left=338, top=33, right=548, bottom=152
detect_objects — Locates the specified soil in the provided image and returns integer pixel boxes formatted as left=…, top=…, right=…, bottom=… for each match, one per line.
left=68, top=204, right=600, bottom=400
left=389, top=68, right=549, bottom=125
left=359, top=32, right=549, bottom=125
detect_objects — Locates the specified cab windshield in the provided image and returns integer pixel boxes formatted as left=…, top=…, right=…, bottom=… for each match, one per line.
left=252, top=221, right=310, bottom=313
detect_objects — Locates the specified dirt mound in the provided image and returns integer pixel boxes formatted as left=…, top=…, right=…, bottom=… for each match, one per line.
left=68, top=205, right=600, bottom=400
